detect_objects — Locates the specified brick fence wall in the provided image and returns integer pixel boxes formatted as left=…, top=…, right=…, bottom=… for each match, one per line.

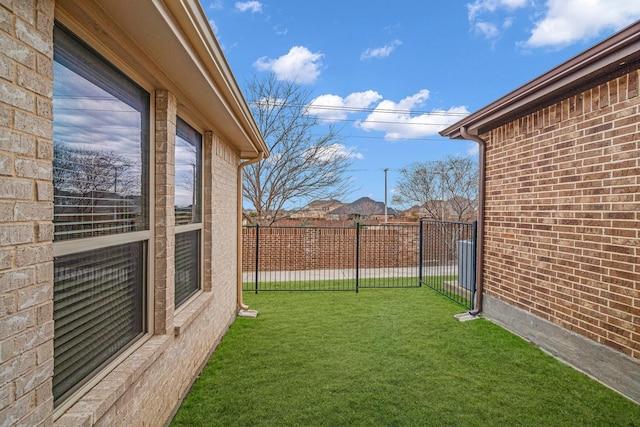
left=483, top=70, right=640, bottom=360
left=243, top=226, right=420, bottom=272
left=242, top=223, right=475, bottom=273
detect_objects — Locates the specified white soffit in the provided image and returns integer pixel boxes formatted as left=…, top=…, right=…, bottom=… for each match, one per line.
left=91, top=0, right=266, bottom=158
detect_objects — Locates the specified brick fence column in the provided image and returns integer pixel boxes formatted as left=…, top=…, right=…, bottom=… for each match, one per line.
left=0, top=0, right=55, bottom=425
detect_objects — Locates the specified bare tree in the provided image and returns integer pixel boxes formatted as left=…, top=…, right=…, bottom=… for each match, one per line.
left=53, top=141, right=140, bottom=234
left=439, top=155, right=478, bottom=221
left=392, top=155, right=478, bottom=221
left=392, top=162, right=441, bottom=220
left=243, top=74, right=353, bottom=225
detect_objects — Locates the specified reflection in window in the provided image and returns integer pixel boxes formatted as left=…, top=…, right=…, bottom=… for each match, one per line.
left=53, top=27, right=149, bottom=241
left=52, top=24, right=149, bottom=406
left=175, top=118, right=202, bottom=306
left=175, top=118, right=202, bottom=226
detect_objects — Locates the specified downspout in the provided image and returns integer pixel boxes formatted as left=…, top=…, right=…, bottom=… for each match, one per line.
left=460, top=126, right=486, bottom=316
left=237, top=152, right=263, bottom=312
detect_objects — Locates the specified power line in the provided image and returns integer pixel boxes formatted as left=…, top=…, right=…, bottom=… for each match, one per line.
left=308, top=133, right=450, bottom=142
left=314, top=117, right=460, bottom=126
left=273, top=113, right=463, bottom=127
left=252, top=100, right=469, bottom=117
left=305, top=103, right=469, bottom=116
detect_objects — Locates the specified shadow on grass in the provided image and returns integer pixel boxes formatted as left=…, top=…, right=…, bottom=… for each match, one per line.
left=171, top=288, right=640, bottom=427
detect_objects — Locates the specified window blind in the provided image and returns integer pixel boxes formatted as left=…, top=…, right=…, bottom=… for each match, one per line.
left=175, top=230, right=200, bottom=306
left=53, top=242, right=144, bottom=402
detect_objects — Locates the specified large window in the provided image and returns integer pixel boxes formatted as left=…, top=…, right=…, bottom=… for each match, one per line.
left=174, top=118, right=202, bottom=307
left=52, top=24, right=150, bottom=404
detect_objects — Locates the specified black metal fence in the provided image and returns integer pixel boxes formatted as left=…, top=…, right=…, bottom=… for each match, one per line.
left=419, top=220, right=477, bottom=309
left=242, top=220, right=477, bottom=309
left=242, top=223, right=420, bottom=292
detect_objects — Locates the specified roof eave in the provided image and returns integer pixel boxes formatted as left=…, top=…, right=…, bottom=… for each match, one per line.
left=85, top=0, right=269, bottom=158
left=441, top=20, right=640, bottom=140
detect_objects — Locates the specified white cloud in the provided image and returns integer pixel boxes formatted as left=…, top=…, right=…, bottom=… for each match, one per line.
left=467, top=0, right=528, bottom=21
left=308, top=90, right=383, bottom=121
left=235, top=1, right=262, bottom=13
left=502, top=17, right=514, bottom=29
left=356, top=90, right=470, bottom=140
left=522, top=0, right=640, bottom=48
left=312, top=143, right=364, bottom=162
left=469, top=0, right=640, bottom=47
left=208, top=0, right=223, bottom=10
left=208, top=19, right=219, bottom=35
left=252, top=96, right=286, bottom=109
left=360, top=40, right=402, bottom=60
left=467, top=0, right=529, bottom=39
left=253, top=46, right=324, bottom=84
left=273, top=24, right=288, bottom=35
left=472, top=21, right=499, bottom=38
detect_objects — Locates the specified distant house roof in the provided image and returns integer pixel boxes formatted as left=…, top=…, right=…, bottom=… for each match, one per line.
left=329, top=197, right=398, bottom=216
left=440, top=20, right=640, bottom=139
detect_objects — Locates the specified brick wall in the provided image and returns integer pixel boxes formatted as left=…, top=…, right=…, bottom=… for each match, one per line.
left=0, top=0, right=55, bottom=425
left=242, top=225, right=451, bottom=272
left=209, top=133, right=239, bottom=313
left=1, top=1, right=252, bottom=424
left=483, top=70, right=640, bottom=360
left=55, top=124, right=242, bottom=427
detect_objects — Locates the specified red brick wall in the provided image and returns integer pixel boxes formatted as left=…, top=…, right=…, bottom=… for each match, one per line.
left=242, top=225, right=424, bottom=272
left=242, top=223, right=476, bottom=273
left=483, top=70, right=640, bottom=360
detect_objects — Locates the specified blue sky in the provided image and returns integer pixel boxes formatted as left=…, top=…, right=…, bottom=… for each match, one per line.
left=204, top=0, right=640, bottom=208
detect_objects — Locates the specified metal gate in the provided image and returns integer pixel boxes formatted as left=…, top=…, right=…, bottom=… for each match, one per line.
left=419, top=220, right=477, bottom=310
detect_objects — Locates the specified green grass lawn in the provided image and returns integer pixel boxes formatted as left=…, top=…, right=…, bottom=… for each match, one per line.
left=171, top=288, right=640, bottom=427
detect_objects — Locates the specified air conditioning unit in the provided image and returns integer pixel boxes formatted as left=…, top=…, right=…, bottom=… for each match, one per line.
left=457, top=240, right=475, bottom=290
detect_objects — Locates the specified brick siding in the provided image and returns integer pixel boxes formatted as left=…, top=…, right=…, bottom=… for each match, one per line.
left=0, top=0, right=55, bottom=425
left=482, top=70, right=640, bottom=360
left=1, top=1, right=249, bottom=425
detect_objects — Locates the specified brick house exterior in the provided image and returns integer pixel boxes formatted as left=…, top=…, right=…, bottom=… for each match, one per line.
left=1, top=1, right=267, bottom=426
left=441, top=23, right=640, bottom=403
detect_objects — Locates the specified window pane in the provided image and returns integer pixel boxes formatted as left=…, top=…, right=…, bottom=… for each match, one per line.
left=175, top=118, right=202, bottom=226
left=175, top=230, right=200, bottom=306
left=53, top=26, right=150, bottom=241
left=53, top=242, right=145, bottom=402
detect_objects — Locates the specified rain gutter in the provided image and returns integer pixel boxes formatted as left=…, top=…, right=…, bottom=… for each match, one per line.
left=237, top=152, right=264, bottom=313
left=460, top=127, right=486, bottom=316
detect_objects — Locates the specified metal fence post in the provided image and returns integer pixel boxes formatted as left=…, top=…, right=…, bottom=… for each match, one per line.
left=418, top=219, right=423, bottom=287
left=254, top=224, right=259, bottom=294
left=355, top=222, right=360, bottom=293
